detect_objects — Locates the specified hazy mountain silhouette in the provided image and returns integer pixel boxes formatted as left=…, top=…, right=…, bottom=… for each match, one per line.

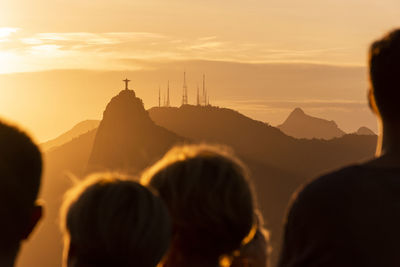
left=356, top=126, right=376, bottom=135
left=40, top=120, right=100, bottom=151
left=277, top=107, right=346, bottom=140
left=148, top=105, right=375, bottom=178
left=18, top=101, right=377, bottom=267
left=87, top=89, right=183, bottom=174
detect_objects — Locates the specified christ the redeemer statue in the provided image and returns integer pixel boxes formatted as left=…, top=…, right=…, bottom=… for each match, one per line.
left=123, top=78, right=130, bottom=90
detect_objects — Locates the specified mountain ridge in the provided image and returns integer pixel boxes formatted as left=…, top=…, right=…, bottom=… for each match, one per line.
left=278, top=107, right=346, bottom=140
left=40, top=120, right=100, bottom=151
left=19, top=101, right=377, bottom=267
left=87, top=89, right=183, bottom=174
left=356, top=126, right=376, bottom=135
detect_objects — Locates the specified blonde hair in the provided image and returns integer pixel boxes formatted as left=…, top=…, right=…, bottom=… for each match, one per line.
left=141, top=144, right=256, bottom=265
left=60, top=174, right=171, bottom=267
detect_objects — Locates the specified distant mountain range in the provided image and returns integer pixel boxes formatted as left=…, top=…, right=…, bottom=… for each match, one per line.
left=20, top=91, right=378, bottom=267
left=356, top=126, right=376, bottom=135
left=40, top=120, right=100, bottom=151
left=278, top=107, right=345, bottom=139
left=277, top=107, right=375, bottom=140
left=41, top=107, right=376, bottom=152
left=148, top=105, right=375, bottom=177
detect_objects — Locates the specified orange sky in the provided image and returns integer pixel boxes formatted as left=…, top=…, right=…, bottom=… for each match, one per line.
left=1, top=0, right=400, bottom=72
left=0, top=0, right=398, bottom=141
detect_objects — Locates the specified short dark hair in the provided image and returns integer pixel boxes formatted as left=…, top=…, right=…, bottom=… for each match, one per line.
left=369, top=29, right=400, bottom=120
left=142, top=145, right=255, bottom=261
left=0, top=121, right=42, bottom=247
left=61, top=175, right=171, bottom=267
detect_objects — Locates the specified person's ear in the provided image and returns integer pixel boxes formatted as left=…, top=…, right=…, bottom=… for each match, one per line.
left=22, top=204, right=43, bottom=240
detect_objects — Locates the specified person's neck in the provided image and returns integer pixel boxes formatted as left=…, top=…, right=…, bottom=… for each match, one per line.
left=0, top=244, right=20, bottom=267
left=371, top=120, right=400, bottom=167
left=0, top=254, right=16, bottom=267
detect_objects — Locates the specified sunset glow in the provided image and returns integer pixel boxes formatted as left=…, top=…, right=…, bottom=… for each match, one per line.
left=1, top=2, right=399, bottom=267
left=1, top=0, right=400, bottom=73
left=0, top=0, right=398, bottom=140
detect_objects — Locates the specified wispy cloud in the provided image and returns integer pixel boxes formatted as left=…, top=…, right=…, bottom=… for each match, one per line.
left=0, top=27, right=19, bottom=43
left=0, top=27, right=19, bottom=38
left=187, top=41, right=224, bottom=50
left=30, top=44, right=67, bottom=57
left=198, top=36, right=218, bottom=41
left=104, top=32, right=165, bottom=39
left=20, top=38, right=44, bottom=45
left=0, top=28, right=361, bottom=73
left=23, top=32, right=165, bottom=49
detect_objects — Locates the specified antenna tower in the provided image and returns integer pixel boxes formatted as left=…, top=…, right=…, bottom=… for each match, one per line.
left=202, top=74, right=207, bottom=106
left=197, top=84, right=200, bottom=106
left=182, top=71, right=188, bottom=105
left=166, top=80, right=170, bottom=107
left=158, top=86, right=161, bottom=107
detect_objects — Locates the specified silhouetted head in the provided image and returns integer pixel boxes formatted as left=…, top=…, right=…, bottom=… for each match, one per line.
left=0, top=120, right=42, bottom=263
left=142, top=144, right=256, bottom=267
left=369, top=29, right=400, bottom=122
left=60, top=175, right=171, bottom=267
